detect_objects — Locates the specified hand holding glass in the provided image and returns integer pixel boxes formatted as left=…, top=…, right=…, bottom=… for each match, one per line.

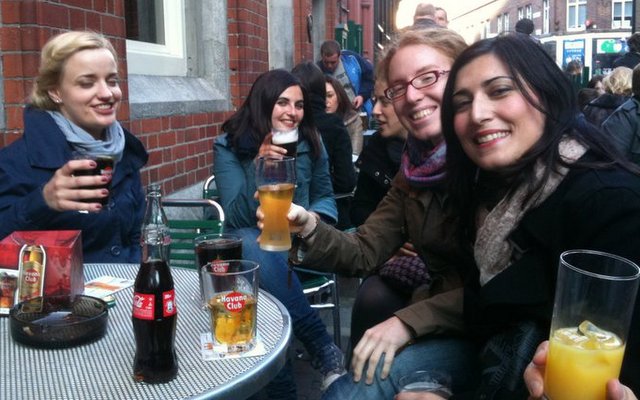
left=544, top=250, right=640, bottom=400
left=256, top=156, right=296, bottom=251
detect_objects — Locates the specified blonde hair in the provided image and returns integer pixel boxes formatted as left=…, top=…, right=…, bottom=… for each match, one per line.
left=30, top=31, right=117, bottom=110
left=381, top=28, right=467, bottom=82
left=603, top=66, right=633, bottom=96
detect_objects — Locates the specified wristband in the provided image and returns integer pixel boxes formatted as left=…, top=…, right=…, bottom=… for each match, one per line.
left=297, top=215, right=319, bottom=240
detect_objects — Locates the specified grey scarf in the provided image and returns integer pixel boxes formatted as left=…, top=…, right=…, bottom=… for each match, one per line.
left=47, top=111, right=125, bottom=162
left=475, top=138, right=588, bottom=285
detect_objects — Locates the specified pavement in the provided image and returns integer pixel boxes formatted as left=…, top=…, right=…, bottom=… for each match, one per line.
left=254, top=275, right=361, bottom=400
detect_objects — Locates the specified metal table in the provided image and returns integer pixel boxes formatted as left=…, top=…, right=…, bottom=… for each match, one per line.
left=1, top=263, right=292, bottom=400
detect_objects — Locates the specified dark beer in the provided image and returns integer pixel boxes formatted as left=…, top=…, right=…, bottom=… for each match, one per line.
left=271, top=129, right=298, bottom=157
left=73, top=155, right=115, bottom=205
left=195, top=237, right=243, bottom=269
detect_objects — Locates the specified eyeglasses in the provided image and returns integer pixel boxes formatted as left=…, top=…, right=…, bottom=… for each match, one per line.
left=384, top=70, right=450, bottom=100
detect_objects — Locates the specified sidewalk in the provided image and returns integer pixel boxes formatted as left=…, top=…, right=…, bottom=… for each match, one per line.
left=294, top=275, right=359, bottom=400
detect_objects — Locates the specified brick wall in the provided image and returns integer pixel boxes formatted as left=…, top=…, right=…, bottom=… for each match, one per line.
left=294, top=0, right=314, bottom=62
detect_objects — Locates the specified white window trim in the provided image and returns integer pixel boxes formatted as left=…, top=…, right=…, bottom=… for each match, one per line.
left=567, top=0, right=587, bottom=31
left=612, top=0, right=633, bottom=29
left=126, top=0, right=187, bottom=76
left=543, top=0, right=550, bottom=34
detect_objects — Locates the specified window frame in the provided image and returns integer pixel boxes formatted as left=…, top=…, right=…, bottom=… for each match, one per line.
left=612, top=0, right=633, bottom=29
left=126, top=0, right=187, bottom=76
left=543, top=0, right=550, bottom=34
left=567, top=0, right=587, bottom=31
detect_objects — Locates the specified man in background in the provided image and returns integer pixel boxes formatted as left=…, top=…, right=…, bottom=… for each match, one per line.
left=412, top=3, right=437, bottom=28
left=434, top=7, right=448, bottom=27
left=318, top=40, right=374, bottom=116
left=614, top=33, right=640, bottom=69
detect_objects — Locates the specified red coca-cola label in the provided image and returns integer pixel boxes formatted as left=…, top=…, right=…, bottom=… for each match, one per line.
left=162, top=289, right=177, bottom=317
left=132, top=292, right=155, bottom=320
left=223, top=291, right=246, bottom=313
left=101, top=166, right=113, bottom=179
left=211, top=260, right=229, bottom=274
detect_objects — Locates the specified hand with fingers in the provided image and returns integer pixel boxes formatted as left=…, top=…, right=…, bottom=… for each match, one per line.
left=256, top=202, right=316, bottom=238
left=257, top=133, right=288, bottom=159
left=42, top=159, right=109, bottom=213
left=524, top=341, right=637, bottom=400
left=350, top=316, right=413, bottom=385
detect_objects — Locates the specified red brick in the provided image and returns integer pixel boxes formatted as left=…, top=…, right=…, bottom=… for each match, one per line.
left=37, top=3, right=70, bottom=28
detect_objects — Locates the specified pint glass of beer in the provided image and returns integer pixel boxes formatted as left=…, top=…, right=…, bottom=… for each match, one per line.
left=256, top=156, right=296, bottom=251
left=271, top=128, right=298, bottom=157
left=202, top=259, right=259, bottom=353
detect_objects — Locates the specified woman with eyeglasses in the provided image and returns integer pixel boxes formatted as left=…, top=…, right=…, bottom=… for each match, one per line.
left=257, top=28, right=476, bottom=399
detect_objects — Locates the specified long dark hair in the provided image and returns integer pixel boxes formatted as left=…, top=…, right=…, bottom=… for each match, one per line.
left=222, top=69, right=321, bottom=159
left=441, top=33, right=638, bottom=238
left=325, top=75, right=355, bottom=118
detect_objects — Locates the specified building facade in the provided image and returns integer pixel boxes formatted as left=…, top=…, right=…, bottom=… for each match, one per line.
left=451, top=0, right=638, bottom=76
left=0, top=0, right=377, bottom=196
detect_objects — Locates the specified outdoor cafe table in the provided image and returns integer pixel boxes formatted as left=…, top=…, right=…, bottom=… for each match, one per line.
left=0, top=263, right=292, bottom=400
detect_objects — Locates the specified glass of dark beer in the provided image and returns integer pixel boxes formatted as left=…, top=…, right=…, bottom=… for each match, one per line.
left=271, top=128, right=298, bottom=157
left=72, top=151, right=115, bottom=206
left=194, top=233, right=243, bottom=306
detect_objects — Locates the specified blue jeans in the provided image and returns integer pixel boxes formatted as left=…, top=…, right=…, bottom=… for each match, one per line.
left=322, top=337, right=479, bottom=399
left=231, top=227, right=334, bottom=356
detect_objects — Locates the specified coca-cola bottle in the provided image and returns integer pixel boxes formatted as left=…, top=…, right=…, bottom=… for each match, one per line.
left=132, top=184, right=178, bottom=383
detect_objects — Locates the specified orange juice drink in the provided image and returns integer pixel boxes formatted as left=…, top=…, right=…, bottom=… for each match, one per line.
left=258, top=183, right=295, bottom=251
left=545, top=321, right=625, bottom=400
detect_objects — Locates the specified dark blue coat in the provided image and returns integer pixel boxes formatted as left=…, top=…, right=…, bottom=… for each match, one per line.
left=0, top=107, right=148, bottom=263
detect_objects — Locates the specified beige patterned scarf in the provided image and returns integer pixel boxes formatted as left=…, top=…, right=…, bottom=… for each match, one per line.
left=475, top=138, right=588, bottom=286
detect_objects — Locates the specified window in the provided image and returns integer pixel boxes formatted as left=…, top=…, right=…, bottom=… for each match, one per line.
left=567, top=0, right=587, bottom=29
left=125, top=0, right=186, bottom=76
left=518, top=7, right=524, bottom=20
left=497, top=14, right=503, bottom=33
left=503, top=13, right=510, bottom=32
left=525, top=4, right=533, bottom=19
left=543, top=0, right=550, bottom=33
left=612, top=0, right=633, bottom=29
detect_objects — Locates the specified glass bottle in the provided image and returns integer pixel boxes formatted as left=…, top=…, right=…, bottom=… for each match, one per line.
left=132, top=184, right=178, bottom=383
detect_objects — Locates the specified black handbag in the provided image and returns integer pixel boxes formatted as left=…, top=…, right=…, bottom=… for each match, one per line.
left=378, top=255, right=431, bottom=291
left=473, top=320, right=547, bottom=400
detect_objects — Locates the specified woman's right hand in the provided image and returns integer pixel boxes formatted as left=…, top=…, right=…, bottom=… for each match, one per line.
left=257, top=133, right=287, bottom=159
left=524, top=341, right=637, bottom=400
left=42, top=160, right=107, bottom=212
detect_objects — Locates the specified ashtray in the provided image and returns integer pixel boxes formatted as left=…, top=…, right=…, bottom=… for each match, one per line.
left=9, top=294, right=109, bottom=348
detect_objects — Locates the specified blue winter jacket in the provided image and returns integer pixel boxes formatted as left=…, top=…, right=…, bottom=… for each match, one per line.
left=0, top=107, right=148, bottom=263
left=213, top=134, right=337, bottom=230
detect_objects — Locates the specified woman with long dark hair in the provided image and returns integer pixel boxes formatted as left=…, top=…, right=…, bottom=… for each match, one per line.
left=214, top=69, right=344, bottom=398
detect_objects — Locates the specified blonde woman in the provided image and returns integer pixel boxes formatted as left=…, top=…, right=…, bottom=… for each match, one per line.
left=583, top=66, right=632, bottom=126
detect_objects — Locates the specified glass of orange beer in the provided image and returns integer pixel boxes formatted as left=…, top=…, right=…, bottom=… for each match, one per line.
left=201, top=259, right=259, bottom=354
left=544, top=250, right=640, bottom=400
left=255, top=156, right=296, bottom=251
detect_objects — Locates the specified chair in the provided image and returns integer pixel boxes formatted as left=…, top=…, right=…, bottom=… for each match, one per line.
left=202, top=174, right=219, bottom=202
left=162, top=198, right=225, bottom=270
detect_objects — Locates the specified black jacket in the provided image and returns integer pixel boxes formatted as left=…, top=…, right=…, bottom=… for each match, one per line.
left=350, top=132, right=404, bottom=226
left=582, top=93, right=629, bottom=127
left=613, top=51, right=640, bottom=69
left=464, top=156, right=640, bottom=394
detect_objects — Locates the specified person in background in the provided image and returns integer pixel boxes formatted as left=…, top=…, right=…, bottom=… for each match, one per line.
left=587, top=73, right=606, bottom=95
left=412, top=3, right=438, bottom=29
left=292, top=62, right=357, bottom=230
left=214, top=69, right=345, bottom=398
left=614, top=32, right=640, bottom=69
left=583, top=66, right=632, bottom=126
left=524, top=341, right=638, bottom=400
left=348, top=60, right=426, bottom=359
left=261, top=28, right=474, bottom=399
left=318, top=40, right=374, bottom=117
left=602, top=63, right=640, bottom=164
left=515, top=18, right=535, bottom=36
left=0, top=31, right=148, bottom=263
left=326, top=75, right=365, bottom=155
left=438, top=32, right=640, bottom=398
left=434, top=7, right=449, bottom=28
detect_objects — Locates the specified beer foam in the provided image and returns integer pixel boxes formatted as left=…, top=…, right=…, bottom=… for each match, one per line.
left=272, top=128, right=298, bottom=144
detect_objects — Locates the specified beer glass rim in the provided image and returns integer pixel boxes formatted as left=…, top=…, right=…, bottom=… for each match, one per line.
left=560, top=249, right=640, bottom=281
left=256, top=155, right=295, bottom=162
left=193, top=233, right=242, bottom=244
left=202, top=259, right=259, bottom=275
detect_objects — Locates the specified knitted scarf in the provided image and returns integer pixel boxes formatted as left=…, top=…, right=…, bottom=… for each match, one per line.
left=401, top=134, right=446, bottom=188
left=475, top=137, right=588, bottom=285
